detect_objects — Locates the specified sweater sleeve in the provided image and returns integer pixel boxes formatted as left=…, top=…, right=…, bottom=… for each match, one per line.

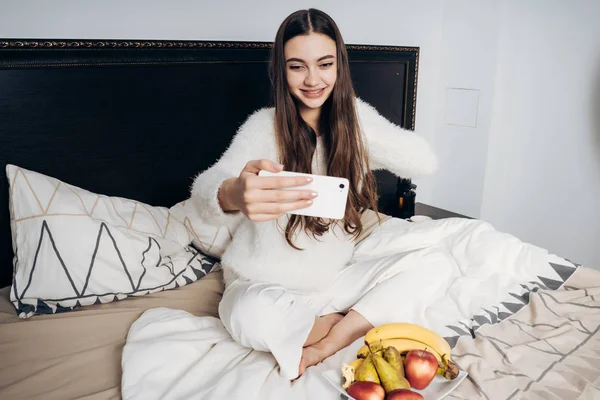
left=190, top=108, right=275, bottom=225
left=356, top=98, right=438, bottom=178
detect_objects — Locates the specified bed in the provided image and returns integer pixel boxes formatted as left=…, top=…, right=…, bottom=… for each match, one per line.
left=1, top=39, right=598, bottom=400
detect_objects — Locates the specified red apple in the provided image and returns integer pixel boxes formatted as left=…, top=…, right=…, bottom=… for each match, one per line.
left=346, top=381, right=385, bottom=400
left=404, top=349, right=438, bottom=390
left=386, top=389, right=425, bottom=400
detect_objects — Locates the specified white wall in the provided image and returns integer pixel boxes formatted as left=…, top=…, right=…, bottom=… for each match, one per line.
left=429, top=0, right=500, bottom=218
left=480, top=0, right=600, bottom=269
left=1, top=0, right=598, bottom=268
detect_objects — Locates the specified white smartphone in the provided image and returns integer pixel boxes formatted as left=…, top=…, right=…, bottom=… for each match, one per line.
left=258, top=170, right=350, bottom=220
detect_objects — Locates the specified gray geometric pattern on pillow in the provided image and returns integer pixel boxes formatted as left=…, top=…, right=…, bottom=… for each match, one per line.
left=12, top=219, right=220, bottom=317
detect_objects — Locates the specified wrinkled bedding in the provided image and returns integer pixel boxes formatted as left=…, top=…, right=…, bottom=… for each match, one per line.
left=122, top=217, right=582, bottom=400
left=448, top=266, right=600, bottom=400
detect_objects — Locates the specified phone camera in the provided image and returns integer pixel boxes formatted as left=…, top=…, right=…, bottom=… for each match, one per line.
left=339, top=183, right=345, bottom=189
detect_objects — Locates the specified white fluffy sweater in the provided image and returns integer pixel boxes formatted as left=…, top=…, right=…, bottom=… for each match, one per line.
left=191, top=98, right=438, bottom=294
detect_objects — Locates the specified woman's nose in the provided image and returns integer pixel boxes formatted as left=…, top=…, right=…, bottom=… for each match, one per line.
left=304, top=68, right=319, bottom=87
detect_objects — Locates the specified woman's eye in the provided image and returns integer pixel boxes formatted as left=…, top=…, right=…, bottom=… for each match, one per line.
left=290, top=65, right=304, bottom=70
left=320, top=62, right=334, bottom=68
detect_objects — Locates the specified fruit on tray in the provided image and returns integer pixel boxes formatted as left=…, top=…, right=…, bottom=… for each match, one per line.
left=346, top=381, right=386, bottom=400
left=404, top=349, right=439, bottom=390
left=357, top=338, right=442, bottom=364
left=386, top=389, right=425, bottom=399
left=355, top=353, right=381, bottom=384
left=382, top=346, right=405, bottom=378
left=342, top=358, right=364, bottom=389
left=340, top=322, right=460, bottom=398
left=363, top=322, right=459, bottom=381
left=372, top=353, right=411, bottom=392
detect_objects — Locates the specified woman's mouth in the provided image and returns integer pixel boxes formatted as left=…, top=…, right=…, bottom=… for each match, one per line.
left=300, top=87, right=327, bottom=99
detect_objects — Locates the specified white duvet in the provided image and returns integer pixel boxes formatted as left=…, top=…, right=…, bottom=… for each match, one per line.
left=121, top=217, right=569, bottom=400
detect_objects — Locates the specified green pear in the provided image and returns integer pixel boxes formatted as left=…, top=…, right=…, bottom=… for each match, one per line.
left=383, top=346, right=405, bottom=378
left=354, top=353, right=380, bottom=384
left=372, top=353, right=411, bottom=393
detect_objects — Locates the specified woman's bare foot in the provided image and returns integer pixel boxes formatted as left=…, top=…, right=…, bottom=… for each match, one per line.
left=296, top=310, right=373, bottom=379
left=303, top=312, right=344, bottom=347
left=298, top=339, right=335, bottom=376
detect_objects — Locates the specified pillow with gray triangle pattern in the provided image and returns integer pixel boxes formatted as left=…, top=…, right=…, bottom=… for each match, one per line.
left=6, top=164, right=221, bottom=318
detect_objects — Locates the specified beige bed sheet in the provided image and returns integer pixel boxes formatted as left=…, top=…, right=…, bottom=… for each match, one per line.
left=448, top=266, right=600, bottom=400
left=0, top=270, right=224, bottom=400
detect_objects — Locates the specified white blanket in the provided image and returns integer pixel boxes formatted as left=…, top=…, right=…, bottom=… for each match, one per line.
left=121, top=217, right=572, bottom=400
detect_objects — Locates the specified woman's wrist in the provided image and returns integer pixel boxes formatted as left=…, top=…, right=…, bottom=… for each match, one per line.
left=218, top=177, right=240, bottom=213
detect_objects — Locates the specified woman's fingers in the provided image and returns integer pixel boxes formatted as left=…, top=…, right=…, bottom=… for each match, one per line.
left=251, top=175, right=312, bottom=189
left=243, top=159, right=283, bottom=174
left=240, top=172, right=312, bottom=191
left=242, top=160, right=312, bottom=189
left=246, top=199, right=314, bottom=217
left=244, top=188, right=317, bottom=203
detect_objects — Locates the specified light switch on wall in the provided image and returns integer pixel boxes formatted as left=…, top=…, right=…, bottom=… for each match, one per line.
left=444, top=88, right=480, bottom=128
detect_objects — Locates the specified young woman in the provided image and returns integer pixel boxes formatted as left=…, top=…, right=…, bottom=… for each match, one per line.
left=191, top=9, right=437, bottom=380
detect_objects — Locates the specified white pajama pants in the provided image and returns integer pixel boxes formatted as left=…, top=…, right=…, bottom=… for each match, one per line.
left=218, top=247, right=452, bottom=380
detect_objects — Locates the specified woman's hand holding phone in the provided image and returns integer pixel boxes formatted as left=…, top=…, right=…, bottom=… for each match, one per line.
left=218, top=159, right=317, bottom=222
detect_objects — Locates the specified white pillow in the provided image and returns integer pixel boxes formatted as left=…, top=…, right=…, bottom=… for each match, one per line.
left=7, top=164, right=222, bottom=318
left=169, top=200, right=239, bottom=259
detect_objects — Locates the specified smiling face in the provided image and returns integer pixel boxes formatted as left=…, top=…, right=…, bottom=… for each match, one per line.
left=284, top=32, right=337, bottom=113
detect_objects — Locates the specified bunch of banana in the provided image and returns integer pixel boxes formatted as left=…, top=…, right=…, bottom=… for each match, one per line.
left=358, top=322, right=459, bottom=380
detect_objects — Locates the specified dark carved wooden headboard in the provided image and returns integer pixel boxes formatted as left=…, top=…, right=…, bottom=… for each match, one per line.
left=0, top=39, right=419, bottom=287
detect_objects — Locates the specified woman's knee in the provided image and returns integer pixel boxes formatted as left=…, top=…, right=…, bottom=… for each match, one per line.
left=219, top=284, right=286, bottom=349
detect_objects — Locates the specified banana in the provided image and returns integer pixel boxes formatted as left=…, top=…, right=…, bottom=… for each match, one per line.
left=364, top=322, right=459, bottom=380
left=341, top=359, right=363, bottom=390
left=356, top=338, right=442, bottom=364
left=341, top=363, right=354, bottom=390
left=442, top=360, right=460, bottom=380
left=364, top=323, right=451, bottom=362
left=349, top=358, right=363, bottom=370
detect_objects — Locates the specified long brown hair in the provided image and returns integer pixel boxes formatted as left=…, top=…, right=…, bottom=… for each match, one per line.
left=269, top=8, right=379, bottom=249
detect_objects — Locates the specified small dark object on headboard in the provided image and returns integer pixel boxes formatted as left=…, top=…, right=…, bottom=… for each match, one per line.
left=0, top=39, right=419, bottom=288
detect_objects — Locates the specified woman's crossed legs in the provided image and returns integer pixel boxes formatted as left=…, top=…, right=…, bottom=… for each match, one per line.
left=218, top=279, right=372, bottom=380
